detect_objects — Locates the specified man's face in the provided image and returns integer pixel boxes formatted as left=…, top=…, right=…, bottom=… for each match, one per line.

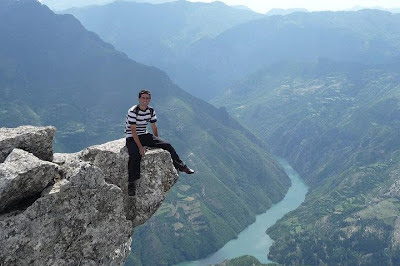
left=138, top=93, right=151, bottom=107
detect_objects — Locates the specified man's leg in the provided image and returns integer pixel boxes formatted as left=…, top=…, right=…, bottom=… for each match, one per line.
left=150, top=135, right=194, bottom=174
left=126, top=137, right=141, bottom=196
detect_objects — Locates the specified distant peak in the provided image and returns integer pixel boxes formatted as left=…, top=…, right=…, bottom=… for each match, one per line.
left=266, top=8, right=309, bottom=16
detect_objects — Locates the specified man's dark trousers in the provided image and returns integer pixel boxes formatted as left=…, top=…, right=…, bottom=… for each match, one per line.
left=126, top=133, right=185, bottom=184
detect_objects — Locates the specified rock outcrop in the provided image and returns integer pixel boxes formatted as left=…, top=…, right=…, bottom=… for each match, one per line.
left=0, top=126, right=179, bottom=265
left=0, top=148, right=59, bottom=213
left=0, top=126, right=55, bottom=163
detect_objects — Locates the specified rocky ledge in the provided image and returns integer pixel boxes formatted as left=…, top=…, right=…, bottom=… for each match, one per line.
left=0, top=126, right=179, bottom=265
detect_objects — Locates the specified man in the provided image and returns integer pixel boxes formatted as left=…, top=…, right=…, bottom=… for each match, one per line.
left=125, top=89, right=195, bottom=196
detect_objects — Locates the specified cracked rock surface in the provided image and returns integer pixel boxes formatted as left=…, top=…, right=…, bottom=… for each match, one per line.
left=0, top=126, right=179, bottom=265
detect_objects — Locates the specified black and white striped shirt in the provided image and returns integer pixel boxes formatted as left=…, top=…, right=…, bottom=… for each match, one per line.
left=125, top=105, right=157, bottom=137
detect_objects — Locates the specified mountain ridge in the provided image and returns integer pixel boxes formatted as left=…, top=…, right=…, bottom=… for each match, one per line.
left=0, top=1, right=290, bottom=264
left=67, top=6, right=400, bottom=100
left=213, top=59, right=400, bottom=264
left=63, top=0, right=265, bottom=99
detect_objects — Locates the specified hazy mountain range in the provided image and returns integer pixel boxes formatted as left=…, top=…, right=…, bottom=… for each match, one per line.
left=213, top=59, right=400, bottom=264
left=63, top=1, right=400, bottom=264
left=266, top=8, right=308, bottom=16
left=0, top=0, right=289, bottom=264
left=67, top=4, right=400, bottom=100
left=64, top=0, right=264, bottom=101
left=3, top=0, right=400, bottom=264
left=40, top=0, right=176, bottom=10
left=41, top=0, right=400, bottom=14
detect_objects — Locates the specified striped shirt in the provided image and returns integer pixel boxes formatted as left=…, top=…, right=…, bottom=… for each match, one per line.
left=125, top=105, right=157, bottom=137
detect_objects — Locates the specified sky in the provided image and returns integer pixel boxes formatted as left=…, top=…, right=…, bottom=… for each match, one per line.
left=187, top=0, right=400, bottom=13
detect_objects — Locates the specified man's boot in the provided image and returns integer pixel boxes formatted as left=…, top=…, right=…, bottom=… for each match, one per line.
left=180, top=165, right=195, bottom=174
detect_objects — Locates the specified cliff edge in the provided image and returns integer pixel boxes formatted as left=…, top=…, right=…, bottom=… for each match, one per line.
left=0, top=126, right=179, bottom=265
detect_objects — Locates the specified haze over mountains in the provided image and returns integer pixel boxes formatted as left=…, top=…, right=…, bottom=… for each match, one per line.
left=207, top=10, right=400, bottom=266
left=67, top=3, right=400, bottom=100
left=0, top=0, right=289, bottom=264
left=64, top=0, right=264, bottom=100
left=213, top=59, right=400, bottom=264
left=40, top=0, right=175, bottom=10
left=62, top=1, right=400, bottom=264
left=3, top=0, right=400, bottom=264
left=41, top=0, right=400, bottom=14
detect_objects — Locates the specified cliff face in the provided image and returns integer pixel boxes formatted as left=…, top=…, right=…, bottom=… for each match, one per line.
left=0, top=126, right=179, bottom=265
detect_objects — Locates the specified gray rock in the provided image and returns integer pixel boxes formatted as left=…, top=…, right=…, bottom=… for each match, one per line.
left=0, top=162, right=132, bottom=266
left=0, top=127, right=179, bottom=265
left=77, top=138, right=180, bottom=226
left=0, top=148, right=59, bottom=213
left=0, top=126, right=55, bottom=163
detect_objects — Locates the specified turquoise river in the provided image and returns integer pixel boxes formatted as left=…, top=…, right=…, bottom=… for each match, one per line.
left=177, top=158, right=309, bottom=265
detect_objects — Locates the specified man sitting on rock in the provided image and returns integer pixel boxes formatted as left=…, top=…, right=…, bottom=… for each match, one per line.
left=125, top=89, right=195, bottom=196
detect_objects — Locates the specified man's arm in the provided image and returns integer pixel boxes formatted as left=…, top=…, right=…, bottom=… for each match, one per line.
left=151, top=122, right=158, bottom=137
left=131, top=125, right=146, bottom=156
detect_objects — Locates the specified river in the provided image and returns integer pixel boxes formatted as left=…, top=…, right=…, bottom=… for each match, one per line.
left=176, top=158, right=309, bottom=265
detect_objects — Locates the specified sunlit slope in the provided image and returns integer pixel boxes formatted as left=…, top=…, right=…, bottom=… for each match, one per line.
left=213, top=59, right=400, bottom=264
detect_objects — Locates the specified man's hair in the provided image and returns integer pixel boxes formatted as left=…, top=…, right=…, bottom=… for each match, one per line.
left=138, top=89, right=151, bottom=99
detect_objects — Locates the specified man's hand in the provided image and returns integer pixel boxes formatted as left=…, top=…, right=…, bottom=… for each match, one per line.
left=131, top=124, right=146, bottom=156
left=139, top=146, right=146, bottom=156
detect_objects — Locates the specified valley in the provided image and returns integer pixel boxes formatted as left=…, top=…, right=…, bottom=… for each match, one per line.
left=0, top=1, right=290, bottom=265
left=2, top=0, right=400, bottom=264
left=213, top=60, right=400, bottom=264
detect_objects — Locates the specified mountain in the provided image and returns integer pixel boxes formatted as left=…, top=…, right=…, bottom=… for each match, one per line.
left=64, top=0, right=263, bottom=51
left=40, top=0, right=114, bottom=10
left=232, top=5, right=254, bottom=12
left=212, top=59, right=400, bottom=264
left=63, top=0, right=264, bottom=100
left=184, top=9, right=400, bottom=99
left=62, top=8, right=400, bottom=100
left=348, top=6, right=400, bottom=13
left=266, top=8, right=309, bottom=16
left=40, top=0, right=175, bottom=10
left=0, top=0, right=290, bottom=264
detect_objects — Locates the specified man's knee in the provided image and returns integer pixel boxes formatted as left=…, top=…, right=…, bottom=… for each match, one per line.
left=160, top=144, right=175, bottom=154
left=162, top=142, right=173, bottom=149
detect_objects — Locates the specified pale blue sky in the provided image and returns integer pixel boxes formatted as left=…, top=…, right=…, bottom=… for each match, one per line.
left=188, top=0, right=400, bottom=13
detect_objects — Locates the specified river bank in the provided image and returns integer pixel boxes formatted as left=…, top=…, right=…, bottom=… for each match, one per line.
left=177, top=158, right=309, bottom=265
